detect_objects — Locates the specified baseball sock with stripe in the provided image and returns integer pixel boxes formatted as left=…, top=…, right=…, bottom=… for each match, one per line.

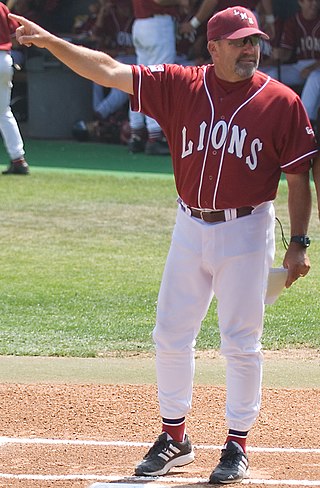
left=225, top=429, right=248, bottom=452
left=162, top=417, right=186, bottom=442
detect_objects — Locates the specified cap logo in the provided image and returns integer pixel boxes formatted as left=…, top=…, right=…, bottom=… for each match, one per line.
left=234, top=9, right=255, bottom=25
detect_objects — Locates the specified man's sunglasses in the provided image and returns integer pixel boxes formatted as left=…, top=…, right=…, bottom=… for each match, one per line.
left=214, top=35, right=261, bottom=47
left=228, top=35, right=261, bottom=47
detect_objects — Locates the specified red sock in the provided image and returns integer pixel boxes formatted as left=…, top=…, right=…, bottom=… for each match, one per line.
left=226, top=430, right=248, bottom=453
left=162, top=417, right=186, bottom=442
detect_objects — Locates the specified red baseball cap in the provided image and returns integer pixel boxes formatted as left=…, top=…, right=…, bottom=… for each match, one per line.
left=207, top=6, right=269, bottom=41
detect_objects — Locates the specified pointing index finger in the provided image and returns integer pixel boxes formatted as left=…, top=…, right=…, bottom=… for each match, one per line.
left=8, top=13, right=48, bottom=48
left=8, top=13, right=27, bottom=24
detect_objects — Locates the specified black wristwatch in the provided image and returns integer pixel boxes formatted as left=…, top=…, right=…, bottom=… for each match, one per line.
left=290, top=235, right=311, bottom=248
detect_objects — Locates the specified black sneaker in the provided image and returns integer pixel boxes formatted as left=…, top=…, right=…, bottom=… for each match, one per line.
left=128, top=135, right=145, bottom=153
left=209, top=441, right=249, bottom=484
left=2, top=158, right=30, bottom=175
left=144, top=138, right=170, bottom=156
left=135, top=432, right=195, bottom=476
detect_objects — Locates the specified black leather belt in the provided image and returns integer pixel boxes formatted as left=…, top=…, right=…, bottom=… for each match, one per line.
left=189, top=206, right=254, bottom=223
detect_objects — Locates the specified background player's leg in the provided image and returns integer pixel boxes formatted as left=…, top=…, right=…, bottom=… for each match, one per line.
left=0, top=52, right=25, bottom=161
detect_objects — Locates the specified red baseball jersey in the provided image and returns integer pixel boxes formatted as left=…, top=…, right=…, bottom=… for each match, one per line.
left=92, top=4, right=134, bottom=53
left=280, top=11, right=320, bottom=60
left=0, top=3, right=19, bottom=51
left=130, top=64, right=317, bottom=210
left=132, top=0, right=180, bottom=19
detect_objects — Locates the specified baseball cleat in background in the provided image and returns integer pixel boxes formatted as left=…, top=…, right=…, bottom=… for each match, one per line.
left=72, top=120, right=89, bottom=142
left=144, top=137, right=170, bottom=156
left=2, top=157, right=29, bottom=175
left=135, top=432, right=195, bottom=476
left=128, top=134, right=145, bottom=153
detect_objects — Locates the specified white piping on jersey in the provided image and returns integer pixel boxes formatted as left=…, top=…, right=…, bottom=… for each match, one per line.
left=198, top=65, right=216, bottom=209
left=202, top=70, right=271, bottom=210
left=136, top=65, right=142, bottom=113
left=281, top=149, right=318, bottom=169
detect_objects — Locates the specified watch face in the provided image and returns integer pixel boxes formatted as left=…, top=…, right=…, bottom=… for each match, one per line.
left=291, top=235, right=310, bottom=247
left=301, top=236, right=310, bottom=247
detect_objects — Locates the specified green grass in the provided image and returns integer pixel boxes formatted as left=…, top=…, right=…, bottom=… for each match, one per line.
left=0, top=141, right=319, bottom=356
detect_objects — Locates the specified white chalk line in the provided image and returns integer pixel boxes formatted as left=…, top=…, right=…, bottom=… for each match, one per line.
left=0, top=437, right=319, bottom=485
left=0, top=474, right=318, bottom=486
left=0, top=436, right=320, bottom=454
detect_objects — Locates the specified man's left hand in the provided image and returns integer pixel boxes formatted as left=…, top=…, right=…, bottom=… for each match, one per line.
left=283, top=243, right=310, bottom=287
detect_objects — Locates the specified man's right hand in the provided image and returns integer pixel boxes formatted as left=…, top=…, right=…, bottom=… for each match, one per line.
left=8, top=14, right=52, bottom=49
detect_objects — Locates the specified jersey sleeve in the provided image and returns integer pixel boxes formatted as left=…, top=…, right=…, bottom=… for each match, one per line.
left=130, top=63, right=193, bottom=139
left=8, top=16, right=19, bottom=34
left=278, top=95, right=317, bottom=174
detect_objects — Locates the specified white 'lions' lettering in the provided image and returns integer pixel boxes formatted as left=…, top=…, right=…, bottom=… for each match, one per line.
left=246, top=138, right=263, bottom=170
left=116, top=31, right=133, bottom=48
left=211, top=121, right=228, bottom=149
left=181, top=127, right=193, bottom=158
left=300, top=36, right=320, bottom=53
left=197, top=121, right=207, bottom=151
left=181, top=122, right=263, bottom=170
left=228, top=126, right=247, bottom=157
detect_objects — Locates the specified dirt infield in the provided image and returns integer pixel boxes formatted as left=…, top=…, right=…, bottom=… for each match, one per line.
left=0, top=383, right=319, bottom=488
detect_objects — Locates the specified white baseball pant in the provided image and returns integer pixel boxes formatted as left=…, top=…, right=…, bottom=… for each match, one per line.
left=0, top=50, right=25, bottom=161
left=260, top=59, right=315, bottom=87
left=153, top=201, right=275, bottom=432
left=92, top=54, right=136, bottom=119
left=301, top=68, right=320, bottom=121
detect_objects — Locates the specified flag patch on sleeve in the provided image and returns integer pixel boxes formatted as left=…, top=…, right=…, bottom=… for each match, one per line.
left=148, top=64, right=165, bottom=72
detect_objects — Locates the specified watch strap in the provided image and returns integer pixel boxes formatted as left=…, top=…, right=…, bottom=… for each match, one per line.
left=290, top=235, right=310, bottom=248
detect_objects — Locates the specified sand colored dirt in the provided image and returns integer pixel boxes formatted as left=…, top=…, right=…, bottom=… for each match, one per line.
left=0, top=383, right=319, bottom=488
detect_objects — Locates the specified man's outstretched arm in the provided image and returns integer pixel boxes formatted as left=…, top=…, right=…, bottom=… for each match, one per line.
left=9, top=14, right=134, bottom=94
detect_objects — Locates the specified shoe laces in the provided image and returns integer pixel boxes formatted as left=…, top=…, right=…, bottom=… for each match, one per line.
left=219, top=445, right=244, bottom=466
left=143, top=434, right=169, bottom=459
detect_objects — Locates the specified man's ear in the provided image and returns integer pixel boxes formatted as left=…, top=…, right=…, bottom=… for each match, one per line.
left=207, top=40, right=217, bottom=59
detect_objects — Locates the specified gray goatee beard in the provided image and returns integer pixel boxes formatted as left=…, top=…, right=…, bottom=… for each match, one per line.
left=235, top=59, right=259, bottom=78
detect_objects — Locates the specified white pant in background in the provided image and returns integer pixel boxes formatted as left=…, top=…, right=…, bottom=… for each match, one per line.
left=260, top=59, right=320, bottom=122
left=301, top=68, right=320, bottom=121
left=92, top=54, right=136, bottom=119
left=0, top=50, right=25, bottom=161
left=260, top=59, right=315, bottom=87
left=153, top=202, right=275, bottom=432
left=130, top=15, right=176, bottom=133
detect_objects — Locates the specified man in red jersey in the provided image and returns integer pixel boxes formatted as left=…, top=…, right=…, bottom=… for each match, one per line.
left=0, top=2, right=29, bottom=174
left=286, top=0, right=320, bottom=129
left=261, top=0, right=320, bottom=98
left=10, top=5, right=318, bottom=484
